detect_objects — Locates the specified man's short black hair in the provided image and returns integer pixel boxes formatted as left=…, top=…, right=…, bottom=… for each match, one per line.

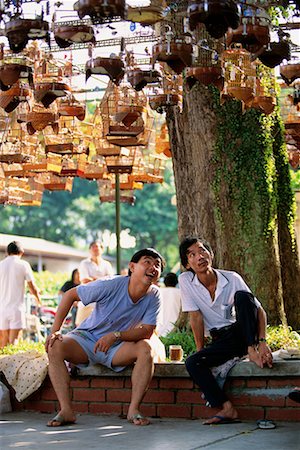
left=89, top=240, right=103, bottom=249
left=7, top=241, right=24, bottom=255
left=164, top=272, right=178, bottom=287
left=128, top=248, right=165, bottom=275
left=179, top=237, right=213, bottom=269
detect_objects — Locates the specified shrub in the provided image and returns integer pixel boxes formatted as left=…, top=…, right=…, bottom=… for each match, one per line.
left=0, top=341, right=45, bottom=356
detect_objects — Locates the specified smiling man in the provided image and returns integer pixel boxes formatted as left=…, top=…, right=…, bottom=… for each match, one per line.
left=46, top=248, right=165, bottom=428
left=178, top=237, right=272, bottom=425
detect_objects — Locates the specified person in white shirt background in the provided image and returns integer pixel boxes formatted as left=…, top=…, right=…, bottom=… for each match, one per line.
left=0, top=241, right=42, bottom=348
left=156, top=272, right=181, bottom=337
left=76, top=240, right=113, bottom=325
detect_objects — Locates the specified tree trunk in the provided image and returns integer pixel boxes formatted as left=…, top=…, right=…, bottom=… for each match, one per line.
left=167, top=83, right=293, bottom=326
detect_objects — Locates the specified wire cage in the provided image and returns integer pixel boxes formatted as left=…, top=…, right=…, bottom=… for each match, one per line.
left=80, top=156, right=107, bottom=180
left=97, top=179, right=136, bottom=204
left=60, top=154, right=88, bottom=176
left=105, top=147, right=136, bottom=174
left=185, top=24, right=224, bottom=90
left=222, top=44, right=256, bottom=105
left=36, top=172, right=73, bottom=192
left=127, top=0, right=165, bottom=26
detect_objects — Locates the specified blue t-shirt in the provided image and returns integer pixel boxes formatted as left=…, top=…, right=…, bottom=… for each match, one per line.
left=76, top=275, right=161, bottom=340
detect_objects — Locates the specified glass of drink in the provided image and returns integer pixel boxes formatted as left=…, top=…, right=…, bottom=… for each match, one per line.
left=169, top=345, right=183, bottom=362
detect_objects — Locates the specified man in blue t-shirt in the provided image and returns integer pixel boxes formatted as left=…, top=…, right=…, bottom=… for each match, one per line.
left=46, top=248, right=165, bottom=428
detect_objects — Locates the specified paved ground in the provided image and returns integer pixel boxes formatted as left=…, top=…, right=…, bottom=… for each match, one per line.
left=1, top=411, right=299, bottom=450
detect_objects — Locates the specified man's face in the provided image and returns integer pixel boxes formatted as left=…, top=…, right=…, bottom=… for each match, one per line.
left=90, top=242, right=103, bottom=257
left=186, top=241, right=213, bottom=273
left=129, top=255, right=162, bottom=285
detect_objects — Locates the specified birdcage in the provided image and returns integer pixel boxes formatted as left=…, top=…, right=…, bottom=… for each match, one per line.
left=226, top=5, right=271, bottom=54
left=188, top=0, right=239, bottom=39
left=54, top=23, right=95, bottom=49
left=148, top=66, right=182, bottom=113
left=0, top=116, right=37, bottom=163
left=127, top=0, right=165, bottom=26
left=130, top=153, right=165, bottom=183
left=280, top=63, right=300, bottom=86
left=100, top=81, right=147, bottom=145
left=105, top=148, right=135, bottom=173
left=17, top=104, right=59, bottom=135
left=58, top=96, right=86, bottom=121
left=110, top=173, right=143, bottom=190
left=222, top=45, right=256, bottom=105
left=248, top=74, right=276, bottom=115
left=61, top=154, right=87, bottom=176
left=86, top=56, right=125, bottom=85
left=0, top=52, right=33, bottom=90
left=97, top=179, right=136, bottom=204
left=80, top=156, right=107, bottom=180
left=0, top=81, right=31, bottom=113
left=37, top=172, right=73, bottom=192
left=23, top=152, right=62, bottom=173
left=74, top=0, right=126, bottom=22
left=185, top=24, right=224, bottom=90
left=44, top=116, right=90, bottom=155
left=95, top=139, right=122, bottom=156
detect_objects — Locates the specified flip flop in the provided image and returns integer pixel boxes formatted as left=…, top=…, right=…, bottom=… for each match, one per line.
left=203, top=415, right=242, bottom=425
left=127, top=413, right=150, bottom=426
left=47, top=413, right=76, bottom=427
left=257, top=420, right=276, bottom=429
left=288, top=389, right=300, bottom=404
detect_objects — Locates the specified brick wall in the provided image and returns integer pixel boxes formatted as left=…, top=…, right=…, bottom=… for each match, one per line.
left=14, top=361, right=300, bottom=421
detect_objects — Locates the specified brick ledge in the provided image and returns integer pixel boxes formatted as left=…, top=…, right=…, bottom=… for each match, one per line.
left=77, top=359, right=300, bottom=378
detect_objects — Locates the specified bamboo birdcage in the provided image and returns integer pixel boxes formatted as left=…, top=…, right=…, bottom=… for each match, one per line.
left=0, top=51, right=34, bottom=90
left=0, top=80, right=31, bottom=113
left=130, top=153, right=165, bottom=183
left=226, top=5, right=271, bottom=54
left=152, top=3, right=193, bottom=74
left=61, top=154, right=87, bottom=176
left=110, top=173, right=143, bottom=190
left=44, top=115, right=90, bottom=155
left=247, top=69, right=276, bottom=115
left=127, top=0, right=165, bottom=26
left=222, top=45, right=256, bottom=105
left=280, top=63, right=300, bottom=86
left=23, top=152, right=62, bottom=173
left=105, top=147, right=136, bottom=174
left=148, top=64, right=182, bottom=113
left=36, top=172, right=73, bottom=192
left=80, top=156, right=107, bottom=180
left=0, top=113, right=37, bottom=163
left=97, top=179, right=136, bottom=204
left=74, top=0, right=126, bottom=22
left=185, top=24, right=224, bottom=90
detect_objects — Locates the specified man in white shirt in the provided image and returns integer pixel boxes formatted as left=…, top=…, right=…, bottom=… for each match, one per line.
left=178, top=237, right=273, bottom=425
left=76, top=240, right=113, bottom=325
left=0, top=241, right=41, bottom=348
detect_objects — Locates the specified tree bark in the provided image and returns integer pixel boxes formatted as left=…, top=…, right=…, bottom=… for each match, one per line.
left=167, top=83, right=293, bottom=326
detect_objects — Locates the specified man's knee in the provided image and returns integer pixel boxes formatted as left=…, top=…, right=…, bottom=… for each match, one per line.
left=186, top=351, right=206, bottom=375
left=136, top=339, right=154, bottom=361
left=234, top=290, right=256, bottom=309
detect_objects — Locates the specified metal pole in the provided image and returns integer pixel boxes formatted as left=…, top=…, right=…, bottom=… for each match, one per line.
left=115, top=173, right=121, bottom=274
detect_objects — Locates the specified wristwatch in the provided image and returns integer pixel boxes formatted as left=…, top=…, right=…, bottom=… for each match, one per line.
left=113, top=331, right=121, bottom=340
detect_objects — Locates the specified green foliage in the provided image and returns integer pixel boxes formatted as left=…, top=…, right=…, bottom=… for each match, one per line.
left=266, top=325, right=300, bottom=352
left=0, top=340, right=45, bottom=355
left=290, top=170, right=300, bottom=191
left=160, top=327, right=197, bottom=359
left=34, top=271, right=69, bottom=299
left=161, top=326, right=300, bottom=360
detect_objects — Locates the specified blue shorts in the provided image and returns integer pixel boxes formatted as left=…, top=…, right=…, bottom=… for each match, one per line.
left=67, top=329, right=126, bottom=372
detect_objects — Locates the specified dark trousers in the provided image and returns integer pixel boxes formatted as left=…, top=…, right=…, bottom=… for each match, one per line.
left=185, top=291, right=258, bottom=408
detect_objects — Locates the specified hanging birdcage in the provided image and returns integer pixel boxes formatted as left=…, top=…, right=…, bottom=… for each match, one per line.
left=97, top=179, right=136, bottom=204
left=37, top=173, right=73, bottom=192
left=188, top=0, right=239, bottom=39
left=148, top=65, right=182, bottom=113
left=44, top=116, right=89, bottom=155
left=110, top=173, right=143, bottom=190
left=130, top=153, right=165, bottom=183
left=86, top=56, right=125, bottom=85
left=58, top=96, right=86, bottom=121
left=153, top=6, right=193, bottom=75
left=280, top=63, right=300, bottom=86
left=74, top=0, right=126, bottom=22
left=222, top=45, right=256, bottom=105
left=54, top=23, right=96, bottom=49
left=100, top=81, right=147, bottom=146
left=0, top=52, right=34, bottom=91
left=60, top=154, right=87, bottom=176
left=80, top=156, right=107, bottom=180
left=0, top=81, right=31, bottom=113
left=247, top=68, right=276, bottom=115
left=105, top=148, right=135, bottom=173
left=127, top=0, right=165, bottom=26
left=17, top=102, right=60, bottom=135
left=226, top=5, right=271, bottom=55
left=0, top=115, right=37, bottom=163
left=185, top=24, right=224, bottom=90
left=23, top=152, right=62, bottom=174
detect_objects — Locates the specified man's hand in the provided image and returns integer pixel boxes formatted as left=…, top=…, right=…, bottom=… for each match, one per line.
left=248, top=343, right=273, bottom=369
left=94, top=332, right=117, bottom=353
left=258, top=341, right=273, bottom=368
left=45, top=331, right=63, bottom=353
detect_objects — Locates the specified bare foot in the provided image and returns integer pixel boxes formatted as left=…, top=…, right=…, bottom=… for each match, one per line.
left=248, top=346, right=263, bottom=368
left=127, top=412, right=150, bottom=426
